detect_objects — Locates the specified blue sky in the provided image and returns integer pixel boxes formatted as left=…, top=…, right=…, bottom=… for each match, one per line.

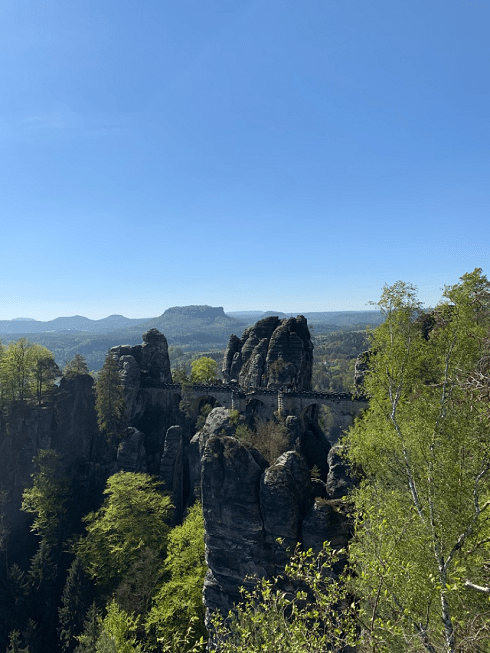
left=1, top=0, right=489, bottom=320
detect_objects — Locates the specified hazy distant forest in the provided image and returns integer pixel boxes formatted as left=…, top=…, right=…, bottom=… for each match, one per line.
left=1, top=272, right=490, bottom=653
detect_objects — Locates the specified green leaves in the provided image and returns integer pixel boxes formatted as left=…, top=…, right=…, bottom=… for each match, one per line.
left=63, top=354, right=90, bottom=377
left=0, top=338, right=58, bottom=405
left=345, top=269, right=490, bottom=652
left=211, top=544, right=357, bottom=653
left=76, top=472, right=172, bottom=593
left=21, top=449, right=69, bottom=543
left=145, top=503, right=206, bottom=649
left=190, top=357, right=218, bottom=384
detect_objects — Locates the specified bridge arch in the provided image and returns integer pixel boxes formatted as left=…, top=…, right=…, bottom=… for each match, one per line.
left=196, top=394, right=222, bottom=413
left=300, top=402, right=320, bottom=423
left=245, top=398, right=269, bottom=421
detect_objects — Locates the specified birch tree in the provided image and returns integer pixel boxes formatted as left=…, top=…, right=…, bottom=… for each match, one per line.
left=346, top=269, right=490, bottom=652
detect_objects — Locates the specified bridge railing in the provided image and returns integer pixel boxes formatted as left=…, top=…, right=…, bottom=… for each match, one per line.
left=139, top=379, right=368, bottom=402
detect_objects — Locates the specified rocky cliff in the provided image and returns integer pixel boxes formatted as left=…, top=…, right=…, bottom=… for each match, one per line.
left=0, top=329, right=182, bottom=556
left=222, top=315, right=314, bottom=390
left=1, top=319, right=359, bottom=630
left=0, top=373, right=114, bottom=557
left=199, top=407, right=354, bottom=624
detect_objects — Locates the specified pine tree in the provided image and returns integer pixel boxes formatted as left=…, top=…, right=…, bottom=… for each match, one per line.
left=58, top=557, right=94, bottom=653
left=95, top=352, right=126, bottom=441
left=73, top=603, right=99, bottom=653
left=64, top=355, right=90, bottom=377
left=6, top=629, right=29, bottom=653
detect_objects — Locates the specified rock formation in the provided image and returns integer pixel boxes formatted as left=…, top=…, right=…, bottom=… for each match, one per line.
left=0, top=373, right=113, bottom=555
left=117, top=427, right=147, bottom=473
left=200, top=408, right=354, bottom=624
left=0, top=329, right=180, bottom=558
left=222, top=316, right=313, bottom=391
left=354, top=350, right=370, bottom=392
left=159, top=425, right=184, bottom=525
left=111, top=329, right=172, bottom=392
left=111, top=329, right=179, bottom=476
left=0, top=318, right=362, bottom=631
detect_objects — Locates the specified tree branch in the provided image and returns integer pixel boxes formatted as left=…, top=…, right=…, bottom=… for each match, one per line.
left=464, top=580, right=490, bottom=595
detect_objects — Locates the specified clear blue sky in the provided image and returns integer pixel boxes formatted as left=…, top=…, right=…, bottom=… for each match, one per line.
left=1, top=0, right=489, bottom=320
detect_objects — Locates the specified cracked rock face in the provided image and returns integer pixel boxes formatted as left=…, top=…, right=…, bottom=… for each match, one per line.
left=199, top=410, right=352, bottom=623
left=111, top=328, right=172, bottom=388
left=202, top=434, right=272, bottom=622
left=222, top=316, right=313, bottom=391
left=117, top=427, right=147, bottom=474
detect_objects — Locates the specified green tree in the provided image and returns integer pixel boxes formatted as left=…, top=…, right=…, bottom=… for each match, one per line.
left=73, top=603, right=100, bottom=653
left=95, top=353, right=126, bottom=440
left=64, top=354, right=90, bottom=377
left=345, top=269, right=490, bottom=652
left=59, top=556, right=94, bottom=653
left=211, top=543, right=356, bottom=653
left=0, top=339, right=57, bottom=404
left=145, top=503, right=207, bottom=650
left=190, top=357, right=218, bottom=384
left=96, top=601, right=142, bottom=653
left=6, top=629, right=29, bottom=653
left=171, top=365, right=191, bottom=386
left=34, top=354, right=60, bottom=404
left=21, top=450, right=70, bottom=652
left=21, top=449, right=69, bottom=545
left=76, top=472, right=172, bottom=593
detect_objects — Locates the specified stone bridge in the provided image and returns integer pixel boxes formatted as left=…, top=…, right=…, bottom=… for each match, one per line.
left=141, top=380, right=368, bottom=440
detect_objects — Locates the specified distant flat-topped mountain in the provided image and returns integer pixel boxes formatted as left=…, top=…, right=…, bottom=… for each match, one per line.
left=0, top=307, right=383, bottom=336
left=129, top=305, right=245, bottom=339
left=0, top=305, right=384, bottom=373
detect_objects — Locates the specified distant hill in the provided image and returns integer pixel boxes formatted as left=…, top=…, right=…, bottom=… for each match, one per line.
left=227, top=310, right=383, bottom=327
left=0, top=305, right=384, bottom=371
left=0, top=314, right=149, bottom=335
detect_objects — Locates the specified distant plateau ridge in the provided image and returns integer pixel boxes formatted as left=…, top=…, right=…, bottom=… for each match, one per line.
left=0, top=305, right=383, bottom=335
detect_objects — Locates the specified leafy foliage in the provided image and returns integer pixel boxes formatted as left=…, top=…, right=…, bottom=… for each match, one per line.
left=233, top=417, right=290, bottom=464
left=145, top=503, right=206, bottom=651
left=0, top=338, right=59, bottom=405
left=190, top=357, right=218, bottom=384
left=345, top=269, right=490, bottom=652
left=96, top=600, right=142, bottom=653
left=211, top=543, right=357, bottom=653
left=76, top=472, right=172, bottom=594
left=58, top=556, right=94, bottom=653
left=21, top=449, right=69, bottom=544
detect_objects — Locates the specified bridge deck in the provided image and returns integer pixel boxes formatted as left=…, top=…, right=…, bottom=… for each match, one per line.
left=140, top=380, right=368, bottom=403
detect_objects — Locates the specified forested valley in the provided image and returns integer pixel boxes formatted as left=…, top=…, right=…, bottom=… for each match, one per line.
left=0, top=271, right=489, bottom=653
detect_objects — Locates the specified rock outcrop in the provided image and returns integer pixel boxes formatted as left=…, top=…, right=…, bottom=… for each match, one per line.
left=111, top=329, right=180, bottom=475
left=111, top=328, right=173, bottom=418
left=354, top=350, right=370, bottom=392
left=222, top=316, right=313, bottom=391
left=117, top=427, right=147, bottom=473
left=202, top=433, right=272, bottom=620
left=159, top=425, right=184, bottom=525
left=200, top=408, right=353, bottom=623
left=325, top=444, right=355, bottom=499
left=0, top=374, right=113, bottom=558
left=260, top=451, right=311, bottom=573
